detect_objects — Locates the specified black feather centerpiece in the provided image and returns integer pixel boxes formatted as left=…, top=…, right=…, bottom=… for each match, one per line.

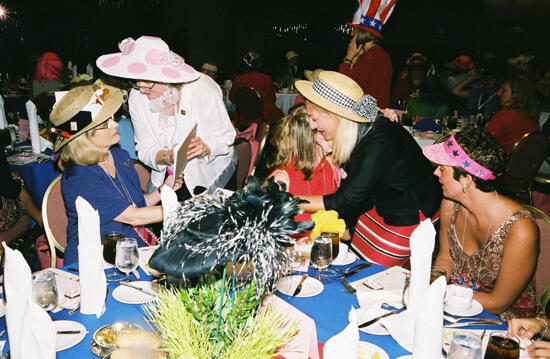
left=148, top=177, right=313, bottom=297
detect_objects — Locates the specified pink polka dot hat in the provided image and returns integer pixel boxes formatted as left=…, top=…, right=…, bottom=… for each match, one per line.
left=96, top=36, right=200, bottom=83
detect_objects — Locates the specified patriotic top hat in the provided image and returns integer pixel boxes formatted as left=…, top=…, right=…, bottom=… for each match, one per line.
left=348, top=0, right=397, bottom=39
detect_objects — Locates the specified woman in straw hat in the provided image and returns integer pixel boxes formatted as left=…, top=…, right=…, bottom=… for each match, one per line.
left=50, top=84, right=183, bottom=265
left=295, top=71, right=441, bottom=267
left=96, top=36, right=236, bottom=199
left=268, top=105, right=339, bottom=221
left=423, top=126, right=542, bottom=320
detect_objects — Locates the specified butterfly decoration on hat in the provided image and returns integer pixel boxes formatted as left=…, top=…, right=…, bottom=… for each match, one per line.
left=348, top=0, right=397, bottom=39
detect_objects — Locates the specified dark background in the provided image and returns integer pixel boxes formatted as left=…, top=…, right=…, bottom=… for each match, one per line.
left=0, top=0, right=548, bottom=80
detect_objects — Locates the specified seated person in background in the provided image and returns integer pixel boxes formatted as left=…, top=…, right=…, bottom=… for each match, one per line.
left=229, top=51, right=283, bottom=128
left=486, top=74, right=539, bottom=154
left=508, top=318, right=550, bottom=357
left=391, top=53, right=427, bottom=105
left=424, top=126, right=544, bottom=320
left=50, top=84, right=183, bottom=265
left=268, top=106, right=340, bottom=221
left=31, top=52, right=67, bottom=100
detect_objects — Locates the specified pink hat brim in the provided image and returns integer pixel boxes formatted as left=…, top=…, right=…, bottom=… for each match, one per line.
left=422, top=142, right=459, bottom=167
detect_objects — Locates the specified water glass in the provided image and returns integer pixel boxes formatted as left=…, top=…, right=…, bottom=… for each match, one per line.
left=310, top=236, right=332, bottom=280
left=115, top=238, right=139, bottom=279
left=449, top=331, right=482, bottom=359
left=32, top=271, right=58, bottom=311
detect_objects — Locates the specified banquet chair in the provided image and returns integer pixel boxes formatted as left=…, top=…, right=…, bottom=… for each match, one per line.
left=233, top=87, right=263, bottom=131
left=132, top=160, right=151, bottom=192
left=524, top=204, right=550, bottom=296
left=234, top=139, right=252, bottom=189
left=501, top=131, right=550, bottom=205
left=42, top=174, right=66, bottom=268
left=250, top=122, right=270, bottom=177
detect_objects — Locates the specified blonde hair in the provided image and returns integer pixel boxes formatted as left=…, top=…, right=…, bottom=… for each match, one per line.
left=269, top=105, right=317, bottom=180
left=60, top=128, right=109, bottom=166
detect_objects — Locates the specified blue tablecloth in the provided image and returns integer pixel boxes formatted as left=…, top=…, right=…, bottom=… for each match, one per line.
left=0, top=262, right=507, bottom=358
left=10, top=157, right=60, bottom=206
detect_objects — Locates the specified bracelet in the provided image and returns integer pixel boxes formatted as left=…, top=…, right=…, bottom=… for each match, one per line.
left=13, top=176, right=24, bottom=190
left=161, top=152, right=172, bottom=165
left=343, top=58, right=353, bottom=64
left=537, top=317, right=549, bottom=339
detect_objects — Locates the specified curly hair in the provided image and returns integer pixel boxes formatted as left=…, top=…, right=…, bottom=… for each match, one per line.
left=268, top=105, right=317, bottom=180
left=501, top=74, right=538, bottom=122
left=452, top=126, right=507, bottom=192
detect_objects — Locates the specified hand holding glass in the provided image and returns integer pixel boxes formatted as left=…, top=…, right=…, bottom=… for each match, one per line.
left=115, top=238, right=139, bottom=279
left=32, top=271, right=58, bottom=311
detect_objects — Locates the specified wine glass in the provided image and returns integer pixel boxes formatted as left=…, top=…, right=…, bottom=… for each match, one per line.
left=115, top=238, right=139, bottom=280
left=448, top=331, right=481, bottom=359
left=310, top=236, right=332, bottom=280
left=32, top=271, right=58, bottom=311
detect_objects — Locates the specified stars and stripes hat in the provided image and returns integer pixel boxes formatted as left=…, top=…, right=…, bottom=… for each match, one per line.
left=348, top=0, right=397, bottom=39
left=422, top=134, right=497, bottom=180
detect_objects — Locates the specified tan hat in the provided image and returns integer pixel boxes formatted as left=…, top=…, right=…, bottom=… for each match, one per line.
left=295, top=71, right=377, bottom=123
left=50, top=84, right=124, bottom=152
left=304, top=68, right=324, bottom=82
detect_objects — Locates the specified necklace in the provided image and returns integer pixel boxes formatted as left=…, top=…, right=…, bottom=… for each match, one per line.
left=455, top=191, right=499, bottom=289
left=102, top=164, right=136, bottom=207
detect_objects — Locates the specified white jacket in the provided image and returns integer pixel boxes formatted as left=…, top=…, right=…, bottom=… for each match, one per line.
left=129, top=74, right=236, bottom=192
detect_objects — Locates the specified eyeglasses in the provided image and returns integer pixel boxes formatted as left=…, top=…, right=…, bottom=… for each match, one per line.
left=131, top=82, right=156, bottom=93
left=95, top=118, right=116, bottom=131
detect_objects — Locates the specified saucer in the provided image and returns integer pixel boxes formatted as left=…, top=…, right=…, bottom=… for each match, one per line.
left=332, top=249, right=357, bottom=266
left=277, top=275, right=324, bottom=297
left=54, top=320, right=87, bottom=351
left=112, top=281, right=161, bottom=304
left=444, top=299, right=483, bottom=316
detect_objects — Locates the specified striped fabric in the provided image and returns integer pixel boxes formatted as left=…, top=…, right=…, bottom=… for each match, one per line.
left=134, top=226, right=158, bottom=246
left=351, top=207, right=439, bottom=267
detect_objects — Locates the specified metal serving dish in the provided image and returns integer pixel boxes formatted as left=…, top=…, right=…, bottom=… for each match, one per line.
left=90, top=322, right=143, bottom=357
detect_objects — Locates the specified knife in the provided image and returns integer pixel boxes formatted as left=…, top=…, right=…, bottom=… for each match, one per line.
left=57, top=330, right=85, bottom=335
left=444, top=319, right=503, bottom=328
left=119, top=281, right=157, bottom=297
left=336, top=263, right=372, bottom=280
left=292, top=274, right=308, bottom=296
left=358, top=310, right=397, bottom=328
left=340, top=279, right=356, bottom=294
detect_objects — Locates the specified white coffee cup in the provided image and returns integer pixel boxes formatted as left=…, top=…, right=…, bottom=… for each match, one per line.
left=445, top=284, right=473, bottom=312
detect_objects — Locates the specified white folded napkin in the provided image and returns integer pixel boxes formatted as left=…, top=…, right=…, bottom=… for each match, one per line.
left=3, top=243, right=56, bottom=359
left=407, top=219, right=435, bottom=312
left=0, top=95, right=7, bottom=129
left=357, top=288, right=404, bottom=310
left=380, top=276, right=446, bottom=356
left=72, top=64, right=78, bottom=78
left=76, top=196, right=107, bottom=317
left=86, top=63, right=93, bottom=78
left=161, top=185, right=179, bottom=228
left=25, top=100, right=41, bottom=154
left=324, top=307, right=359, bottom=359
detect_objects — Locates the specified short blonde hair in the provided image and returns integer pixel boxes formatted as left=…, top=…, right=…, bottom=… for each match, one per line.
left=269, top=105, right=317, bottom=180
left=60, top=128, right=109, bottom=166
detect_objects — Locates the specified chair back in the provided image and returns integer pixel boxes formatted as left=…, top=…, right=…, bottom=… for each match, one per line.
left=234, top=87, right=263, bottom=127
left=234, top=139, right=252, bottom=189
left=506, top=131, right=549, bottom=181
left=132, top=160, right=151, bottom=191
left=41, top=174, right=67, bottom=267
left=251, top=122, right=270, bottom=177
left=525, top=204, right=550, bottom=295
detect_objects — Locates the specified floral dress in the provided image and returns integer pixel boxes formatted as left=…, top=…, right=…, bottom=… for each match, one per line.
left=448, top=203, right=545, bottom=321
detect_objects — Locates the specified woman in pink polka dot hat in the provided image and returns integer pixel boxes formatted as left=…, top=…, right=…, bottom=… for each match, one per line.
left=96, top=36, right=236, bottom=199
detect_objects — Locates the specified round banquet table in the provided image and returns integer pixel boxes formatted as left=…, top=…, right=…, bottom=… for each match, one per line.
left=0, top=261, right=506, bottom=358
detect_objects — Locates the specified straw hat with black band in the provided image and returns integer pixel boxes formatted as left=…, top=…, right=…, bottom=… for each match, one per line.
left=295, top=70, right=378, bottom=123
left=49, top=84, right=123, bottom=152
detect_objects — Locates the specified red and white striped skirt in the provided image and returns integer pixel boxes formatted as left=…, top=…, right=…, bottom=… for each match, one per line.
left=351, top=207, right=439, bottom=267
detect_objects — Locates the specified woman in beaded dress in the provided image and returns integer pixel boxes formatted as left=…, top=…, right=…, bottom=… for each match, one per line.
left=423, top=126, right=544, bottom=320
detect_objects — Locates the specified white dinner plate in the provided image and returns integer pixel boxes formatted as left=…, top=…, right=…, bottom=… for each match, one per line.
left=359, top=321, right=390, bottom=336
left=358, top=341, right=389, bottom=359
left=138, top=246, right=162, bottom=276
left=331, top=243, right=358, bottom=266
left=112, top=281, right=161, bottom=304
left=277, top=275, right=324, bottom=297
left=444, top=299, right=483, bottom=317
left=54, top=320, right=87, bottom=351
left=395, top=356, right=412, bottom=359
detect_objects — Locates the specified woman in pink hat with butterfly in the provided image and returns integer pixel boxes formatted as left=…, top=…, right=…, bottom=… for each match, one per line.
left=96, top=36, right=236, bottom=199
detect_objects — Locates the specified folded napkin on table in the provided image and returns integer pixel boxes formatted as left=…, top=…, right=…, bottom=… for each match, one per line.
left=407, top=218, right=436, bottom=312
left=353, top=266, right=410, bottom=309
left=324, top=307, right=359, bottom=359
left=0, top=95, right=7, bottom=129
left=25, top=100, right=41, bottom=154
left=161, top=185, right=179, bottom=227
left=76, top=196, right=107, bottom=317
left=3, top=243, right=56, bottom=359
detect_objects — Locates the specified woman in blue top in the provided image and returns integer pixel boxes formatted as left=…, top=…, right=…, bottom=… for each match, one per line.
left=49, top=84, right=183, bottom=265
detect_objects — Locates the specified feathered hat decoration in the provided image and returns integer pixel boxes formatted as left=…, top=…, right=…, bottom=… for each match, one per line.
left=149, top=177, right=313, bottom=298
left=348, top=0, right=397, bottom=39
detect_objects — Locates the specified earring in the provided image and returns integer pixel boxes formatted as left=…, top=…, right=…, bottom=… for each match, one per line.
left=462, top=186, right=467, bottom=193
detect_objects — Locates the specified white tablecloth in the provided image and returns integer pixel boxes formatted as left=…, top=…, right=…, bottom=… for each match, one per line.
left=276, top=93, right=299, bottom=115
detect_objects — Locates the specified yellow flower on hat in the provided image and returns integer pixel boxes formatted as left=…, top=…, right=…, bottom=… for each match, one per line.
left=310, top=210, right=346, bottom=239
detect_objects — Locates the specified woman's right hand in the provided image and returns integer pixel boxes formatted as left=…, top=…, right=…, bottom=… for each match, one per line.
left=156, top=149, right=174, bottom=166
left=507, top=318, right=547, bottom=339
left=526, top=340, right=550, bottom=358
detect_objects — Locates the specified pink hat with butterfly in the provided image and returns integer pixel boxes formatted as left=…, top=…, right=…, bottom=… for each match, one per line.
left=96, top=36, right=200, bottom=83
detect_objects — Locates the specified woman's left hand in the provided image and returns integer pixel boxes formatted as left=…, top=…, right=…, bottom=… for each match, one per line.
left=187, top=137, right=210, bottom=160
left=170, top=171, right=184, bottom=192
left=378, top=107, right=399, bottom=122
left=527, top=340, right=550, bottom=358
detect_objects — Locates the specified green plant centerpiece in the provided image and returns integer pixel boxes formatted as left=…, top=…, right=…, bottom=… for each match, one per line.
left=145, top=178, right=312, bottom=358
